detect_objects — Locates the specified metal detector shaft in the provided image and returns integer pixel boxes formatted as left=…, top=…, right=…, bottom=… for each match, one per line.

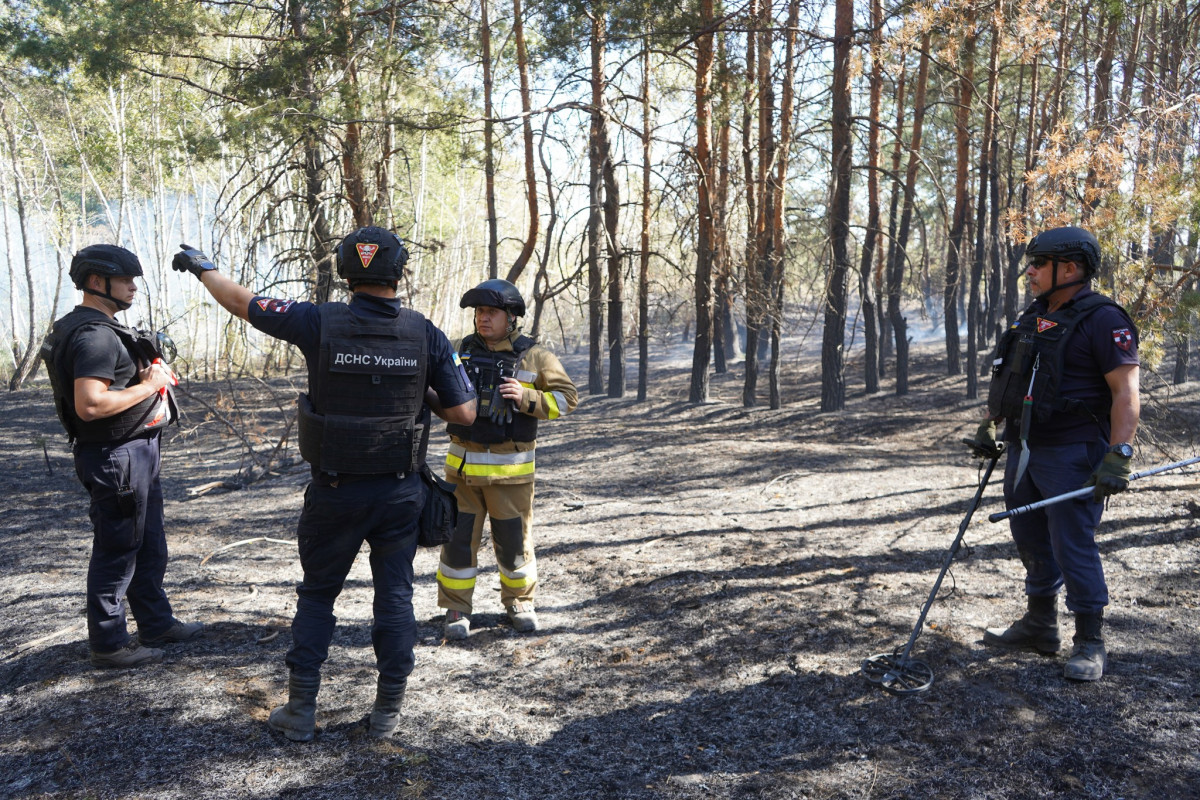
left=988, top=455, right=1200, bottom=523
left=891, top=454, right=1001, bottom=664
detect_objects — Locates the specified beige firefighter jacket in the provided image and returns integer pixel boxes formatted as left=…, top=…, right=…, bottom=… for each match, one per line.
left=446, top=329, right=578, bottom=486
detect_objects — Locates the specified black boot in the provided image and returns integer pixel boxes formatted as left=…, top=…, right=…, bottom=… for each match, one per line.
left=368, top=676, right=407, bottom=739
left=983, top=594, right=1060, bottom=654
left=268, top=672, right=320, bottom=742
left=1064, top=612, right=1106, bottom=681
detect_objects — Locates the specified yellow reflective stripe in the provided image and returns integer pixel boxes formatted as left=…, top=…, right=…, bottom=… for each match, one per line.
left=499, top=561, right=536, bottom=588
left=500, top=572, right=532, bottom=588
left=436, top=567, right=476, bottom=591
left=447, top=444, right=535, bottom=476
left=544, top=391, right=561, bottom=419
left=459, top=461, right=535, bottom=478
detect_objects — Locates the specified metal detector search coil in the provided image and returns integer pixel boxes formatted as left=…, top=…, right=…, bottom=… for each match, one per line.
left=861, top=452, right=1002, bottom=696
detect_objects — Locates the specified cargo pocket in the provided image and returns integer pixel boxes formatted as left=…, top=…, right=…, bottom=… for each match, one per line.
left=90, top=448, right=141, bottom=552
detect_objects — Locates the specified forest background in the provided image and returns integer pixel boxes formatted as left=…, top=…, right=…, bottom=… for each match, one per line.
left=2, top=3, right=1200, bottom=798
left=1, top=0, right=1197, bottom=404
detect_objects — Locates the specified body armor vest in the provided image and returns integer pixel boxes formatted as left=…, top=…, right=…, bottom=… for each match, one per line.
left=447, top=333, right=538, bottom=445
left=41, top=309, right=177, bottom=444
left=296, top=303, right=429, bottom=474
left=987, top=293, right=1127, bottom=424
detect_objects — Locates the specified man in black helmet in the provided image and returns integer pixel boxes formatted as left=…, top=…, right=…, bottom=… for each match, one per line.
left=966, top=225, right=1140, bottom=682
left=437, top=279, right=578, bottom=639
left=44, top=244, right=201, bottom=669
left=174, top=228, right=475, bottom=742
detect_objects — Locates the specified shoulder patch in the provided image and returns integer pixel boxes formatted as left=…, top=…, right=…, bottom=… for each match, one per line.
left=1112, top=327, right=1134, bottom=351
left=256, top=298, right=295, bottom=314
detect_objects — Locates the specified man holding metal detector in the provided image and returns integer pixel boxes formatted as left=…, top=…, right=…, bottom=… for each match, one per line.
left=965, top=225, right=1140, bottom=682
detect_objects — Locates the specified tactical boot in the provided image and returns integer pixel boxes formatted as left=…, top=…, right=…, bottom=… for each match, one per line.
left=444, top=610, right=470, bottom=640
left=506, top=602, right=538, bottom=633
left=268, top=672, right=320, bottom=742
left=368, top=677, right=407, bottom=739
left=983, top=594, right=1060, bottom=654
left=90, top=640, right=164, bottom=669
left=1064, top=612, right=1106, bottom=682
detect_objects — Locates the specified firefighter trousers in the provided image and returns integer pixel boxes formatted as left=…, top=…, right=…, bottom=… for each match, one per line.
left=437, top=480, right=536, bottom=613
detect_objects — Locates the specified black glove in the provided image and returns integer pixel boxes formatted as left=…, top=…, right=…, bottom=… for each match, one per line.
left=1085, top=451, right=1132, bottom=502
left=172, top=243, right=218, bottom=280
left=963, top=419, right=1003, bottom=459
left=488, top=383, right=513, bottom=425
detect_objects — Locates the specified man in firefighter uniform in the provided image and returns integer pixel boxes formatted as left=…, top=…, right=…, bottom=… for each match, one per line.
left=43, top=244, right=201, bottom=669
left=438, top=279, right=578, bottom=638
left=966, top=225, right=1139, bottom=682
left=174, top=229, right=475, bottom=741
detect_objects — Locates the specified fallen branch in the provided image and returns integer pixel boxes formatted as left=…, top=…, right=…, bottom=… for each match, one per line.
left=187, top=480, right=243, bottom=497
left=199, top=536, right=294, bottom=567
left=5, top=620, right=86, bottom=660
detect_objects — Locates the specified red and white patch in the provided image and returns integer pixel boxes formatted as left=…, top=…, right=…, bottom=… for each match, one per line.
left=1112, top=327, right=1134, bottom=351
left=1036, top=318, right=1058, bottom=333
left=356, top=243, right=379, bottom=268
left=256, top=298, right=295, bottom=314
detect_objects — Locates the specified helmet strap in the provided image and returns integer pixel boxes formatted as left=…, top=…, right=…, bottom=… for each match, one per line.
left=1034, top=260, right=1087, bottom=302
left=82, top=276, right=133, bottom=311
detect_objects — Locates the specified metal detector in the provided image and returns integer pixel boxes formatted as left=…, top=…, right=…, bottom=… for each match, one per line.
left=988, top=455, right=1200, bottom=523
left=861, top=452, right=1002, bottom=696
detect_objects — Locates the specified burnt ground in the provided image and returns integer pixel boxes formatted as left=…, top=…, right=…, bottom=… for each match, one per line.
left=1, top=340, right=1198, bottom=800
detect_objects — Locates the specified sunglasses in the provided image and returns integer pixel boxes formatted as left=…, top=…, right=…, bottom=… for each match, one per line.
left=1025, top=256, right=1058, bottom=269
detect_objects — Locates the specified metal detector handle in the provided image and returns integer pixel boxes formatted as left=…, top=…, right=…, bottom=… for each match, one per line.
left=988, top=454, right=1200, bottom=523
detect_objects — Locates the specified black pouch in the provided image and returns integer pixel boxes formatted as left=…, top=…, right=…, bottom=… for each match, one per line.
left=417, top=465, right=458, bottom=548
left=116, top=488, right=137, bottom=517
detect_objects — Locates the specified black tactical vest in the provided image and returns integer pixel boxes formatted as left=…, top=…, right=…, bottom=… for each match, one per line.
left=446, top=333, right=538, bottom=445
left=987, top=293, right=1129, bottom=424
left=296, top=303, right=429, bottom=474
left=41, top=309, right=177, bottom=444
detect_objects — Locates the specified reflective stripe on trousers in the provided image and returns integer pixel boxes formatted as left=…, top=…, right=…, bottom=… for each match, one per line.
left=445, top=443, right=535, bottom=479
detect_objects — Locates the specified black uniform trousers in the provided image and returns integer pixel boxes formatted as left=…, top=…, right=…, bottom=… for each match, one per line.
left=286, top=472, right=424, bottom=684
left=73, top=434, right=175, bottom=652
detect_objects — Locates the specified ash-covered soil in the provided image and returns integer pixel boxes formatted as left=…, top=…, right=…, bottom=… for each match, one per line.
left=2, top=343, right=1198, bottom=800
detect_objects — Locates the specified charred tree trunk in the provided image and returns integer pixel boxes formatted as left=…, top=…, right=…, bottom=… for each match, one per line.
left=603, top=125, right=625, bottom=398
left=504, top=0, right=539, bottom=285
left=586, top=14, right=606, bottom=394
left=741, top=1, right=761, bottom=407
left=638, top=45, right=652, bottom=401
left=887, top=36, right=932, bottom=397
left=290, top=0, right=334, bottom=304
left=859, top=0, right=884, bottom=395
left=821, top=0, right=853, bottom=412
left=944, top=34, right=975, bottom=378
left=689, top=0, right=716, bottom=404
left=481, top=0, right=498, bottom=279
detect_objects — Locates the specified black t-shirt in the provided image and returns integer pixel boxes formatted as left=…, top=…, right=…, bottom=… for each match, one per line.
left=65, top=307, right=139, bottom=389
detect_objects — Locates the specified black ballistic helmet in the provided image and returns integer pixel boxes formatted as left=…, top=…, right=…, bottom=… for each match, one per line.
left=460, top=279, right=526, bottom=316
left=1026, top=226, right=1102, bottom=277
left=336, top=226, right=409, bottom=286
left=69, top=244, right=143, bottom=289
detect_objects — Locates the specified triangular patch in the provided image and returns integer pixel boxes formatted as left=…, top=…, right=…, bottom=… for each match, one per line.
left=356, top=243, right=379, bottom=268
left=1036, top=318, right=1058, bottom=333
